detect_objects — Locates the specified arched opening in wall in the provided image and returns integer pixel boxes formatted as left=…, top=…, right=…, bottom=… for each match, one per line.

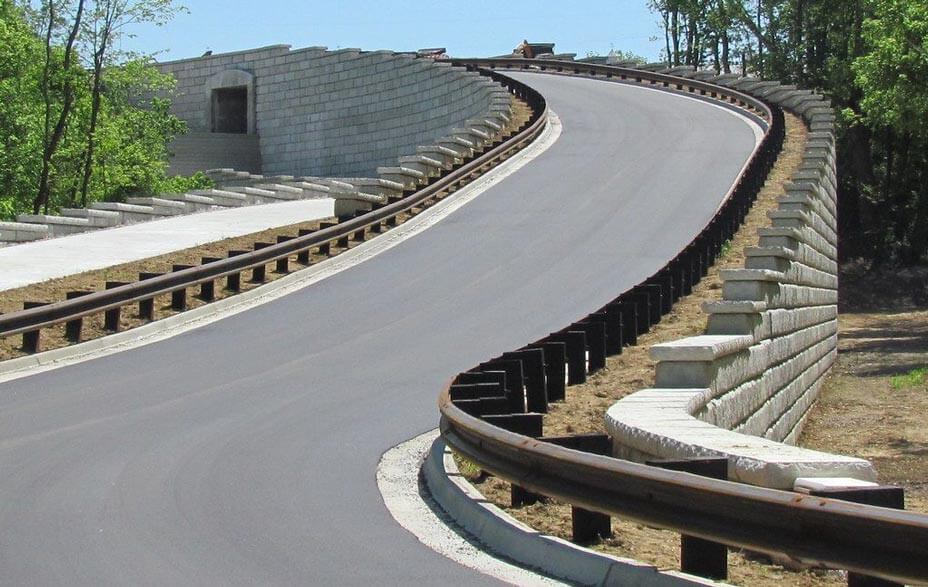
left=212, top=86, right=248, bottom=133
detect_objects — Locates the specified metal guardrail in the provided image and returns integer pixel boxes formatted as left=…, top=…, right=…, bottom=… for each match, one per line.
left=436, top=60, right=928, bottom=584
left=449, top=57, right=773, bottom=127
left=439, top=396, right=928, bottom=583
left=0, top=70, right=548, bottom=347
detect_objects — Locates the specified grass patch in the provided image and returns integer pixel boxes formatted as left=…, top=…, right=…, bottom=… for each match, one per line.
left=891, top=367, right=928, bottom=389
left=451, top=452, right=485, bottom=482
left=718, top=239, right=733, bottom=259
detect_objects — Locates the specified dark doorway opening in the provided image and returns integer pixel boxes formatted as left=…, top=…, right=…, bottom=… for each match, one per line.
left=211, top=86, right=248, bottom=133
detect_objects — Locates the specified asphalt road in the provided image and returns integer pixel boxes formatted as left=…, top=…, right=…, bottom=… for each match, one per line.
left=0, top=73, right=758, bottom=585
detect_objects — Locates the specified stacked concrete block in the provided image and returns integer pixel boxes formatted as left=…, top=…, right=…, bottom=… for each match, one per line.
left=90, top=202, right=166, bottom=224
left=60, top=208, right=122, bottom=228
left=126, top=197, right=188, bottom=216
left=0, top=221, right=50, bottom=243
left=604, top=67, right=864, bottom=491
left=158, top=192, right=222, bottom=212
left=16, top=214, right=93, bottom=237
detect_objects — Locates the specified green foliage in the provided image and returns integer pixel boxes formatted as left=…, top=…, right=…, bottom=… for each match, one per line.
left=153, top=171, right=213, bottom=196
left=0, top=0, right=188, bottom=220
left=890, top=367, right=927, bottom=390
left=648, top=0, right=928, bottom=266
left=853, top=0, right=928, bottom=137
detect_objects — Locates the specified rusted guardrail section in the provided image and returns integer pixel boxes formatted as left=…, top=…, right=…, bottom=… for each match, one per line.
left=0, top=70, right=547, bottom=351
left=437, top=61, right=928, bottom=584
left=449, top=57, right=773, bottom=126
left=439, top=395, right=928, bottom=583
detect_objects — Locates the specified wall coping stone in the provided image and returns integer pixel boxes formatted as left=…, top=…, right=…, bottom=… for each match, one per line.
left=650, top=334, right=754, bottom=362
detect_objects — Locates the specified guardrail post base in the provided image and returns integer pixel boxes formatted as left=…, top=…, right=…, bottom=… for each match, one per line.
left=649, top=457, right=729, bottom=580
left=297, top=229, right=315, bottom=264
left=546, top=331, right=586, bottom=385
left=21, top=300, right=48, bottom=353
left=104, top=281, right=129, bottom=331
left=808, top=485, right=905, bottom=587
left=171, top=265, right=194, bottom=310
left=64, top=291, right=92, bottom=342
left=138, top=273, right=161, bottom=320
left=482, top=413, right=544, bottom=507
left=276, top=236, right=294, bottom=273
left=226, top=250, right=247, bottom=291
left=199, top=257, right=220, bottom=301
left=251, top=243, right=272, bottom=282
left=544, top=434, right=614, bottom=543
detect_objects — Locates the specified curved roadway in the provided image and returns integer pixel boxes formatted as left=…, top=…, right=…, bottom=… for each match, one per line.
left=0, top=73, right=758, bottom=585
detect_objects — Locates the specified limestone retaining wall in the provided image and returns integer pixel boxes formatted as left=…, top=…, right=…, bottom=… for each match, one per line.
left=604, top=73, right=876, bottom=490
left=157, top=45, right=509, bottom=178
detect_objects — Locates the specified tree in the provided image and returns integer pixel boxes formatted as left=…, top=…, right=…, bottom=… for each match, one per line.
left=648, top=0, right=928, bottom=265
left=0, top=1, right=44, bottom=217
left=34, top=0, right=85, bottom=214
left=76, top=0, right=184, bottom=206
left=0, top=0, right=194, bottom=221
left=851, top=0, right=928, bottom=263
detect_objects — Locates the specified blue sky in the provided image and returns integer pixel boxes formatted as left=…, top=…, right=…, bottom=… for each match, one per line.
left=120, top=0, right=665, bottom=63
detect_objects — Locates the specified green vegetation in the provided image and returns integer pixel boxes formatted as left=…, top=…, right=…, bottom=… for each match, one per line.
left=648, top=0, right=928, bottom=266
left=0, top=0, right=196, bottom=221
left=718, top=238, right=733, bottom=258
left=891, top=367, right=927, bottom=390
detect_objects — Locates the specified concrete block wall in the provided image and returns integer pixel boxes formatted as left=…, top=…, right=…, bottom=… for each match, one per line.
left=156, top=45, right=508, bottom=178
left=604, top=71, right=877, bottom=490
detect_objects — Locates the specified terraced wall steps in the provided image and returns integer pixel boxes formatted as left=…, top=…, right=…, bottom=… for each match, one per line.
left=157, top=45, right=510, bottom=178
left=604, top=67, right=870, bottom=490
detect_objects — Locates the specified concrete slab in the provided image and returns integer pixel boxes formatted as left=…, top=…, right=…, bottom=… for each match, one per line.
left=0, top=198, right=335, bottom=292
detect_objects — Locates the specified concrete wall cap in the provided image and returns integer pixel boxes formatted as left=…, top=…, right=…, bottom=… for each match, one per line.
left=719, top=268, right=785, bottom=282
left=650, top=334, right=754, bottom=362
left=0, top=221, right=51, bottom=232
left=702, top=300, right=767, bottom=314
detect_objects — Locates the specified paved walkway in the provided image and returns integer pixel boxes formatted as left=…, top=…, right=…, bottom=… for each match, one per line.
left=0, top=199, right=335, bottom=292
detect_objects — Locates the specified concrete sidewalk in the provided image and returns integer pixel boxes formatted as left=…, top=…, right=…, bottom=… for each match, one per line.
left=0, top=198, right=335, bottom=292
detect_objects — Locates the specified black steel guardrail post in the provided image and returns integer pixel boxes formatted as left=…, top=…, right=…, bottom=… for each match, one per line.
left=297, top=229, right=315, bottom=264
left=275, top=236, right=294, bottom=273
left=504, top=348, right=548, bottom=413
left=64, top=291, right=91, bottom=342
left=479, top=359, right=527, bottom=414
left=104, top=281, right=128, bottom=332
left=649, top=457, right=730, bottom=580
left=528, top=341, right=566, bottom=402
left=22, top=301, right=48, bottom=353
left=199, top=257, right=221, bottom=301
left=808, top=486, right=905, bottom=587
left=576, top=320, right=607, bottom=373
left=546, top=331, right=586, bottom=385
left=137, top=272, right=161, bottom=320
left=543, top=433, right=614, bottom=543
left=226, top=250, right=247, bottom=292
left=251, top=243, right=272, bottom=282
left=171, top=265, right=194, bottom=310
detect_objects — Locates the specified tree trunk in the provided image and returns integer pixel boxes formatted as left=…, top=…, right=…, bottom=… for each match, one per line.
left=33, top=0, right=86, bottom=215
left=721, top=29, right=731, bottom=73
left=756, top=0, right=764, bottom=74
left=79, top=55, right=105, bottom=207
left=662, top=9, right=672, bottom=66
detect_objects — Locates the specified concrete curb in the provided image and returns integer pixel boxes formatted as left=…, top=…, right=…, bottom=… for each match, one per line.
left=423, top=438, right=725, bottom=587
